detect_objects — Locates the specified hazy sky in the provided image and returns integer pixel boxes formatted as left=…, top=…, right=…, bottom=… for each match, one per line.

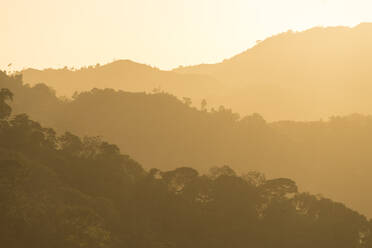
left=1, top=0, right=372, bottom=71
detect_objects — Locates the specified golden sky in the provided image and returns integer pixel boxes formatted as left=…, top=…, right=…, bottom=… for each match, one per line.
left=1, top=0, right=372, bottom=71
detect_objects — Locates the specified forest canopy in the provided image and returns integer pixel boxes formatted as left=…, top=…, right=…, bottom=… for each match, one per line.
left=1, top=83, right=372, bottom=247
left=2, top=71, right=372, bottom=217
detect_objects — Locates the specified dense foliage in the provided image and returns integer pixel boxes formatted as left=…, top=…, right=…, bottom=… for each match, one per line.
left=3, top=71, right=372, bottom=216
left=1, top=83, right=372, bottom=247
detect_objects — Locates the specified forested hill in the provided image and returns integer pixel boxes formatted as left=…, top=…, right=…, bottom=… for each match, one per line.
left=1, top=84, right=372, bottom=248
left=2, top=71, right=372, bottom=217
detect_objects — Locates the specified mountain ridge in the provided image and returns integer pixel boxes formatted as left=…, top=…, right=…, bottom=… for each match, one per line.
left=20, top=22, right=372, bottom=121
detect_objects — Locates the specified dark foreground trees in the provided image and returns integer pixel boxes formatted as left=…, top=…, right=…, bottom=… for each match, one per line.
left=0, top=87, right=372, bottom=248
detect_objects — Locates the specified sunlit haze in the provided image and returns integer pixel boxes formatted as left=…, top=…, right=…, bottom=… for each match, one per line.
left=2, top=0, right=372, bottom=71
left=4, top=1, right=372, bottom=246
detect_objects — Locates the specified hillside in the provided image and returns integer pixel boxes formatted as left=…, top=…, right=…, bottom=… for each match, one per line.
left=3, top=71, right=372, bottom=217
left=1, top=81, right=372, bottom=248
left=175, top=23, right=372, bottom=120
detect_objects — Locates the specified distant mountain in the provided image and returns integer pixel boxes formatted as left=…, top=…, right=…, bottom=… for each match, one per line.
left=174, top=23, right=372, bottom=120
left=22, top=59, right=220, bottom=107
left=23, top=23, right=372, bottom=121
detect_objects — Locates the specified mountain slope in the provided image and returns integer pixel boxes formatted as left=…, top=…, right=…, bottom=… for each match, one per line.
left=21, top=23, right=372, bottom=121
left=22, top=23, right=372, bottom=121
left=174, top=23, right=372, bottom=120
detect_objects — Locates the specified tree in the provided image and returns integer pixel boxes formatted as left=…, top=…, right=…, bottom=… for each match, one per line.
left=200, top=99, right=207, bottom=111
left=0, top=88, right=13, bottom=119
left=182, top=97, right=192, bottom=107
